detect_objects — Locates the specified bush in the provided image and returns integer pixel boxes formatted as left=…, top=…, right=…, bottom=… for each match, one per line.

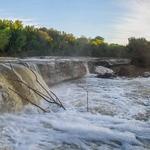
left=127, top=38, right=150, bottom=67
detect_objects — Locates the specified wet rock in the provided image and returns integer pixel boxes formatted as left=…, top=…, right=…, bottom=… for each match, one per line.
left=143, top=72, right=150, bottom=78
left=0, top=64, right=49, bottom=112
left=113, top=65, right=150, bottom=77
left=94, top=58, right=131, bottom=67
left=0, top=57, right=87, bottom=112
left=37, top=60, right=87, bottom=86
left=95, top=66, right=115, bottom=78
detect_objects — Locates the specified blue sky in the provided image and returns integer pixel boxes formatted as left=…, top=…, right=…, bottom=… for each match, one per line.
left=0, top=0, right=149, bottom=44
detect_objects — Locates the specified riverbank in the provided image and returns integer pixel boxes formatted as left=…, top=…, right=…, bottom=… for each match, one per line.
left=112, top=65, right=150, bottom=77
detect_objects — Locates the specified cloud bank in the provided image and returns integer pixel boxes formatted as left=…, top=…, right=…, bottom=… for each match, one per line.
left=109, top=0, right=150, bottom=44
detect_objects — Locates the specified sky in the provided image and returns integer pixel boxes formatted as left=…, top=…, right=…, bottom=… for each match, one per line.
left=0, top=0, right=149, bottom=44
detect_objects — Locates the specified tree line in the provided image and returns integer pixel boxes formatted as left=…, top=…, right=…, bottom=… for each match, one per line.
left=0, top=19, right=150, bottom=67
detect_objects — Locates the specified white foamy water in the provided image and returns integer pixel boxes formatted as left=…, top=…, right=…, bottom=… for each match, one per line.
left=0, top=75, right=150, bottom=150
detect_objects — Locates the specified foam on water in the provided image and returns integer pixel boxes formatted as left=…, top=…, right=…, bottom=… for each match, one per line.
left=0, top=75, right=150, bottom=150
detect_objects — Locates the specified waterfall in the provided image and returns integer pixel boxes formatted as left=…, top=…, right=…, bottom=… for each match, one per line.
left=0, top=58, right=88, bottom=112
left=0, top=63, right=50, bottom=112
left=84, top=62, right=90, bottom=75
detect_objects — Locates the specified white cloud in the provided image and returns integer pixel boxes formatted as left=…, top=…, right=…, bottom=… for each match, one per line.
left=0, top=10, right=37, bottom=26
left=108, top=0, right=150, bottom=44
left=0, top=16, right=37, bottom=26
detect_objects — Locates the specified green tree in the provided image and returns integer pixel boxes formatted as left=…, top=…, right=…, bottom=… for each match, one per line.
left=7, top=20, right=27, bottom=54
left=108, top=44, right=127, bottom=58
left=0, top=28, right=11, bottom=52
left=127, top=37, right=150, bottom=67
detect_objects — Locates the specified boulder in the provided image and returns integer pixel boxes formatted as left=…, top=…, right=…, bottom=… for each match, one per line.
left=95, top=66, right=115, bottom=78
left=143, top=72, right=150, bottom=78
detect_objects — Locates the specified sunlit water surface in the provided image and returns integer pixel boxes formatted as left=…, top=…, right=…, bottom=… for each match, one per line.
left=0, top=75, right=150, bottom=150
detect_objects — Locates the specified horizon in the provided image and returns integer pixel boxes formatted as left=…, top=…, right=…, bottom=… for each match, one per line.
left=0, top=0, right=149, bottom=44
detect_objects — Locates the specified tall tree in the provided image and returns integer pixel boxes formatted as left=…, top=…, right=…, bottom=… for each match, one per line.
left=127, top=37, right=150, bottom=67
left=0, top=28, right=11, bottom=52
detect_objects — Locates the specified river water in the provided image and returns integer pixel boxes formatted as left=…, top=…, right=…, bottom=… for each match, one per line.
left=0, top=75, right=150, bottom=150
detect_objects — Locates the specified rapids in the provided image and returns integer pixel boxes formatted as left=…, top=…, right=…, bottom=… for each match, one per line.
left=0, top=75, right=150, bottom=150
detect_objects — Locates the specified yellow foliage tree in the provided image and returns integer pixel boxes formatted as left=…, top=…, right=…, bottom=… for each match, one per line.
left=90, top=36, right=104, bottom=46
left=64, top=34, right=76, bottom=44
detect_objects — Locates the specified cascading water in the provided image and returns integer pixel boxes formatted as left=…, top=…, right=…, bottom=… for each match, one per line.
left=84, top=62, right=90, bottom=75
left=0, top=58, right=150, bottom=150
left=0, top=74, right=150, bottom=150
left=0, top=58, right=86, bottom=112
left=0, top=63, right=50, bottom=112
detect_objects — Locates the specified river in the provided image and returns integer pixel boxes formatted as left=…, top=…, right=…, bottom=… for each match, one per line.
left=0, top=75, right=150, bottom=150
